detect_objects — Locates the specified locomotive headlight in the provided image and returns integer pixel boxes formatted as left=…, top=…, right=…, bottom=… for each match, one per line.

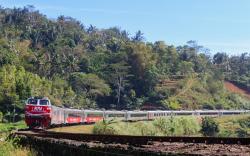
left=46, top=107, right=51, bottom=113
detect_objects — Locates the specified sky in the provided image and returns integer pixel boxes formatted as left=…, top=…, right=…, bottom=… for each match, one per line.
left=1, top=0, right=250, bottom=55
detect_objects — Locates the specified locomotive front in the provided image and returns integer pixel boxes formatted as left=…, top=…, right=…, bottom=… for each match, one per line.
left=25, top=97, right=52, bottom=128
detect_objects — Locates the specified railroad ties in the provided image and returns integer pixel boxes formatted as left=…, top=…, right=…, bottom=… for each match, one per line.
left=15, top=130, right=250, bottom=145
left=12, top=130, right=250, bottom=156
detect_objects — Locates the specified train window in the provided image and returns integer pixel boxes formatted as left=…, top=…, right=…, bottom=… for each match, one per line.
left=177, top=113, right=193, bottom=115
left=223, top=112, right=240, bottom=115
left=200, top=112, right=218, bottom=115
left=68, top=114, right=81, bottom=117
left=39, top=100, right=49, bottom=105
left=87, top=113, right=103, bottom=117
left=28, top=99, right=38, bottom=105
left=108, top=114, right=125, bottom=117
left=130, top=114, right=147, bottom=117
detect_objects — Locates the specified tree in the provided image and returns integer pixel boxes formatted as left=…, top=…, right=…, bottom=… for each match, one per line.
left=104, top=61, right=131, bottom=107
left=201, top=117, right=219, bottom=136
left=69, top=73, right=111, bottom=107
left=132, top=30, right=144, bottom=42
left=178, top=61, right=194, bottom=75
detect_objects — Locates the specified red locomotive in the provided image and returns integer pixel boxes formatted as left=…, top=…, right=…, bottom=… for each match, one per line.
left=25, top=97, right=104, bottom=128
left=25, top=97, right=51, bottom=128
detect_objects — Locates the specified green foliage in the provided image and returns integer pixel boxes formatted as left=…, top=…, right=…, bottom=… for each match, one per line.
left=0, top=112, right=3, bottom=123
left=0, top=5, right=249, bottom=113
left=215, top=115, right=250, bottom=137
left=238, top=116, right=250, bottom=128
left=161, top=99, right=181, bottom=110
left=93, top=117, right=200, bottom=136
left=236, top=128, right=248, bottom=138
left=93, top=120, right=117, bottom=135
left=153, top=117, right=200, bottom=136
left=69, top=73, right=110, bottom=97
left=0, top=133, right=35, bottom=156
left=0, top=121, right=27, bottom=133
left=201, top=117, right=219, bottom=136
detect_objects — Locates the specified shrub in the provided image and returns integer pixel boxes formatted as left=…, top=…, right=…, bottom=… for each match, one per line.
left=236, top=128, right=248, bottom=138
left=201, top=117, right=219, bottom=136
left=238, top=116, right=250, bottom=128
left=153, top=117, right=200, bottom=136
left=0, top=112, right=3, bottom=123
left=135, top=122, right=157, bottom=136
left=92, top=120, right=116, bottom=135
left=179, top=117, right=200, bottom=135
left=202, top=103, right=214, bottom=110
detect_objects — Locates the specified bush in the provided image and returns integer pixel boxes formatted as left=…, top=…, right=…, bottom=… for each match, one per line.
left=201, top=117, right=219, bottom=136
left=135, top=122, right=157, bottom=136
left=179, top=117, right=200, bottom=135
left=0, top=112, right=3, bottom=123
left=92, top=120, right=116, bottom=135
left=0, top=134, right=35, bottom=156
left=153, top=117, right=200, bottom=136
left=202, top=104, right=214, bottom=110
left=236, top=128, right=248, bottom=138
left=238, top=116, right=250, bottom=128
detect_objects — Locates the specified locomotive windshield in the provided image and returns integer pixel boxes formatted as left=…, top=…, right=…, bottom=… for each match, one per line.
left=39, top=99, right=49, bottom=105
left=27, top=99, right=38, bottom=105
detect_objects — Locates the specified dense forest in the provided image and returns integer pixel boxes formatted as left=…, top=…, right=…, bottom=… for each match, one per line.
left=0, top=6, right=249, bottom=121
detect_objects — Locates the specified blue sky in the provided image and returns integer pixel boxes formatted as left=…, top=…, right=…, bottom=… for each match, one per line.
left=1, top=0, right=250, bottom=55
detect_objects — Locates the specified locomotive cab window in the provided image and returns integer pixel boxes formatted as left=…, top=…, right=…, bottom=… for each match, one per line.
left=28, top=99, right=38, bottom=105
left=39, top=99, right=49, bottom=105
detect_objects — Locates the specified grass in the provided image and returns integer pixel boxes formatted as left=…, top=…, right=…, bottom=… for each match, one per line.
left=0, top=135, right=35, bottom=156
left=0, top=121, right=27, bottom=133
left=93, top=116, right=201, bottom=136
left=49, top=124, right=94, bottom=133
left=214, top=115, right=250, bottom=137
left=49, top=115, right=250, bottom=137
left=0, top=121, right=33, bottom=156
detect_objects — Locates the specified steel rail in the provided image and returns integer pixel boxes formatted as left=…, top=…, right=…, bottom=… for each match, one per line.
left=15, top=131, right=250, bottom=145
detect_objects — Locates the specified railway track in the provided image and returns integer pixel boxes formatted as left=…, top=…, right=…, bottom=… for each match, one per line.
left=14, top=130, right=250, bottom=145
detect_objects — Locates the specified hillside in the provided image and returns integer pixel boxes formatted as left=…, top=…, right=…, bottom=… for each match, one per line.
left=0, top=6, right=249, bottom=122
left=224, top=81, right=250, bottom=99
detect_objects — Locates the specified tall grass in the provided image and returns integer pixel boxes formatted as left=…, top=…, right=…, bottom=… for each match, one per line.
left=92, top=119, right=117, bottom=135
left=153, top=116, right=200, bottom=136
left=0, top=121, right=27, bottom=133
left=215, top=115, right=250, bottom=137
left=93, top=117, right=201, bottom=136
left=0, top=133, right=36, bottom=156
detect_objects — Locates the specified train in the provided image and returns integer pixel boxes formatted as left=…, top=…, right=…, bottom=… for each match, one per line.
left=25, top=97, right=250, bottom=128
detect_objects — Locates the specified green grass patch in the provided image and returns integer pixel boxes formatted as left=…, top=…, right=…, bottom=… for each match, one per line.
left=215, top=115, right=250, bottom=137
left=93, top=116, right=201, bottom=136
left=0, top=133, right=35, bottom=156
left=0, top=121, right=27, bottom=133
left=49, top=124, right=94, bottom=133
left=93, top=115, right=250, bottom=137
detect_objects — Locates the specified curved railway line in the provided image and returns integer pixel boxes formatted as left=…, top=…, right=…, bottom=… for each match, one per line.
left=14, top=130, right=250, bottom=145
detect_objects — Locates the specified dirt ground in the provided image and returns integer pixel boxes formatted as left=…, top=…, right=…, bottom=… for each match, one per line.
left=224, top=81, right=250, bottom=99
left=142, top=141, right=250, bottom=156
left=23, top=135, right=250, bottom=156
